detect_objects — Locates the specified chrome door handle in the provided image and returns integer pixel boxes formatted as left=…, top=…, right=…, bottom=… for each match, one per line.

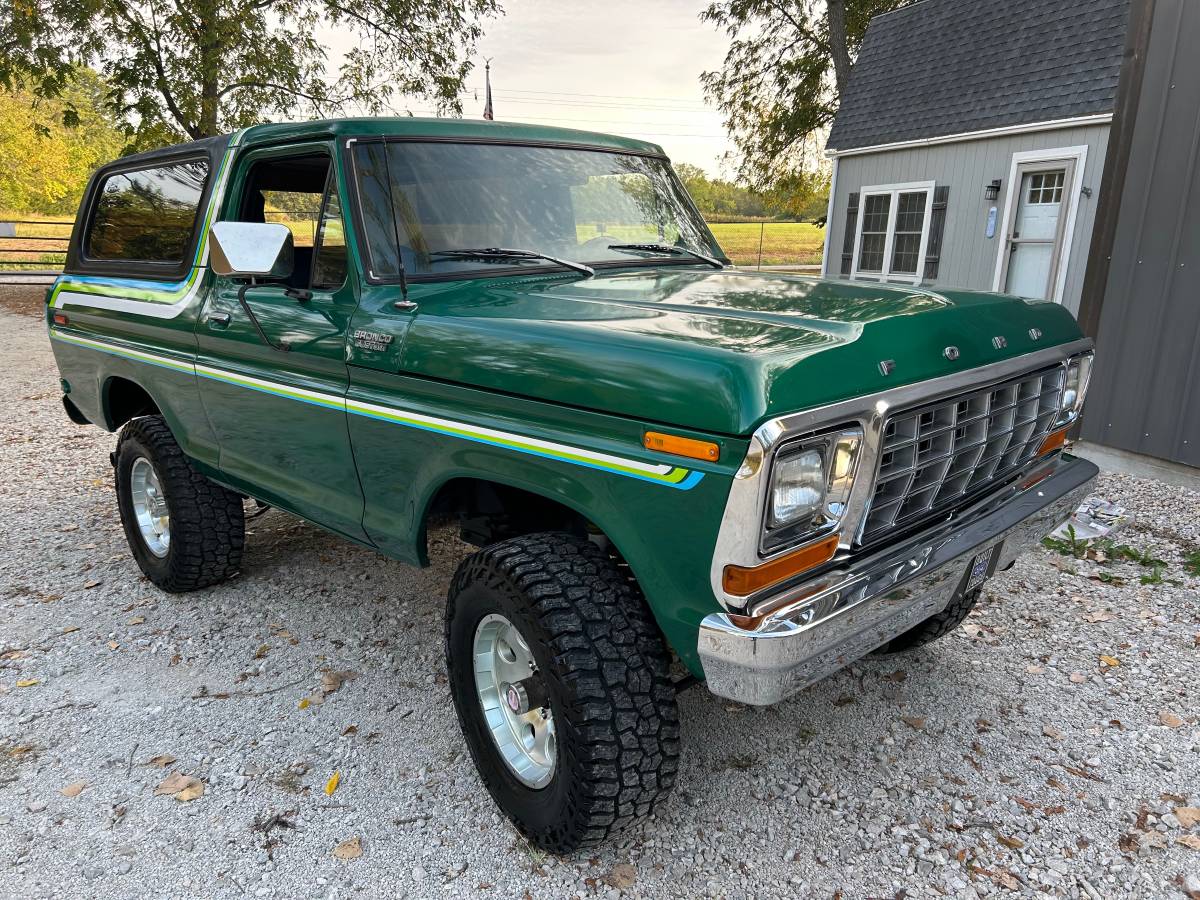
left=393, top=300, right=418, bottom=312
left=207, top=312, right=232, bottom=328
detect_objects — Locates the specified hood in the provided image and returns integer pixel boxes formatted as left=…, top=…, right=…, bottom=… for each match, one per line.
left=399, top=268, right=1086, bottom=435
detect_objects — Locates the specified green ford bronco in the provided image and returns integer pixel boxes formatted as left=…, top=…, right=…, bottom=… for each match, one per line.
left=47, top=117, right=1097, bottom=852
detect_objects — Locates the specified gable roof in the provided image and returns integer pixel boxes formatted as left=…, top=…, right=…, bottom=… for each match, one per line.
left=826, top=0, right=1130, bottom=152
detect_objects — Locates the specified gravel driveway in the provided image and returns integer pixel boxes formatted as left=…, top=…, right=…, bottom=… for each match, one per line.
left=1, top=294, right=1198, bottom=899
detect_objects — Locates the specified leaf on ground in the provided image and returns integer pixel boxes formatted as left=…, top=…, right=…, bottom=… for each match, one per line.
left=15, top=679, right=38, bottom=688
left=1, top=649, right=26, bottom=660
left=993, top=868, right=1020, bottom=890
left=1026, top=665, right=1045, bottom=675
left=1118, top=832, right=1140, bottom=853
left=83, top=580, right=101, bottom=589
left=144, top=754, right=176, bottom=768
left=332, top=836, right=362, bottom=860
left=1098, top=654, right=1120, bottom=667
left=1069, top=673, right=1087, bottom=684
left=298, top=697, right=311, bottom=710
left=1158, top=710, right=1184, bottom=728
left=8, top=745, right=36, bottom=758
left=127, top=616, right=145, bottom=626
left=1042, top=724, right=1065, bottom=741
left=321, top=670, right=358, bottom=696
left=1175, top=807, right=1200, bottom=829
left=324, top=771, right=341, bottom=796
left=603, top=863, right=637, bottom=890
left=61, top=626, right=79, bottom=635
left=1084, top=610, right=1114, bottom=623
left=901, top=715, right=926, bottom=731
left=881, top=670, right=907, bottom=682
left=60, top=781, right=87, bottom=798
left=1014, top=797, right=1040, bottom=812
left=833, top=694, right=855, bottom=707
left=997, top=834, right=1024, bottom=850
left=254, top=644, right=270, bottom=660
left=961, top=622, right=984, bottom=639
left=155, top=772, right=204, bottom=802
left=1177, top=835, right=1200, bottom=851
left=107, top=641, right=118, bottom=651
left=341, top=724, right=358, bottom=736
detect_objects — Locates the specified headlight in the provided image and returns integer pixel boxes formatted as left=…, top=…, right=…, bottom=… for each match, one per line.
left=1057, top=352, right=1093, bottom=425
left=765, top=426, right=863, bottom=552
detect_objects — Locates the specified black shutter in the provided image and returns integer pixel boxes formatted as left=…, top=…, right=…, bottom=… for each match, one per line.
left=923, top=186, right=950, bottom=281
left=840, top=191, right=859, bottom=275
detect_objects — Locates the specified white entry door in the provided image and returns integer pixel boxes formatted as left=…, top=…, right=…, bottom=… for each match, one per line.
left=1001, top=163, right=1073, bottom=300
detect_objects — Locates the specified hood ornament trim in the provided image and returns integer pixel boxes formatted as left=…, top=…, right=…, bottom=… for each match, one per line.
left=878, top=359, right=896, bottom=376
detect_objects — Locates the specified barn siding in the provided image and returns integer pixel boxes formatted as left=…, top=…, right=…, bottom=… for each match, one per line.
left=824, top=123, right=1110, bottom=314
left=1080, top=0, right=1200, bottom=467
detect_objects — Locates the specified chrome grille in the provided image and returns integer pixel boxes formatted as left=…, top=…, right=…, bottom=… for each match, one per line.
left=859, top=365, right=1066, bottom=545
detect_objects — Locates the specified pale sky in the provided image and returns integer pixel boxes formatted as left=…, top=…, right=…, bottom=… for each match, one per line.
left=324, top=0, right=736, bottom=175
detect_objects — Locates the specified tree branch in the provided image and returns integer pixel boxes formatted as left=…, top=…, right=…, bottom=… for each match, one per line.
left=110, top=2, right=199, bottom=139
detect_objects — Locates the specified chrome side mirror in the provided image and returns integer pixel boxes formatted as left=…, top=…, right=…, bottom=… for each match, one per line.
left=210, top=221, right=294, bottom=280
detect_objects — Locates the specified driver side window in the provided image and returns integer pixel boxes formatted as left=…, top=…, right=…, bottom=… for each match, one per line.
left=236, top=152, right=345, bottom=291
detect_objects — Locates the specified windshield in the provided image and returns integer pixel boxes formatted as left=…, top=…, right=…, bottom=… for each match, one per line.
left=349, top=140, right=725, bottom=278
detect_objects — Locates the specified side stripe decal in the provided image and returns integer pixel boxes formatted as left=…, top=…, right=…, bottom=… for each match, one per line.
left=50, top=329, right=705, bottom=490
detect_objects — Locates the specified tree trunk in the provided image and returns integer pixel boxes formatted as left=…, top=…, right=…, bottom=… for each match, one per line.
left=196, top=0, right=221, bottom=136
left=826, top=0, right=853, bottom=97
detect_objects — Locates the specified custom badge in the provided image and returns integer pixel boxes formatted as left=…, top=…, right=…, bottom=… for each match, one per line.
left=352, top=330, right=394, bottom=352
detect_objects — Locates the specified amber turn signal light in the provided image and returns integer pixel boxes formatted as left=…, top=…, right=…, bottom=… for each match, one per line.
left=643, top=431, right=719, bottom=462
left=53, top=313, right=69, bottom=326
left=722, top=532, right=839, bottom=597
left=1038, top=427, right=1069, bottom=456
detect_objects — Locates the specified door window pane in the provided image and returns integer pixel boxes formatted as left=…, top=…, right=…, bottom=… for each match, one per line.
left=857, top=193, right=891, bottom=272
left=1027, top=171, right=1064, bottom=204
left=312, top=184, right=347, bottom=289
left=86, top=160, right=209, bottom=263
left=890, top=191, right=927, bottom=275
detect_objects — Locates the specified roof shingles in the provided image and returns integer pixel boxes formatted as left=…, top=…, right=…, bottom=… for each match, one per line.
left=826, top=0, right=1130, bottom=150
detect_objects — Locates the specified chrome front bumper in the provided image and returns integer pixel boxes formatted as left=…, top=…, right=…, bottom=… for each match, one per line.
left=698, top=455, right=1098, bottom=705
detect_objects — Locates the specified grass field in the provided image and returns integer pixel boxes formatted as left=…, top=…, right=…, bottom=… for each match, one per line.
left=707, top=222, right=825, bottom=268
left=0, top=212, right=73, bottom=270
left=0, top=214, right=828, bottom=271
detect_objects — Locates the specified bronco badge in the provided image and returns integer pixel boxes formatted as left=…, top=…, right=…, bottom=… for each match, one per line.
left=352, top=330, right=394, bottom=352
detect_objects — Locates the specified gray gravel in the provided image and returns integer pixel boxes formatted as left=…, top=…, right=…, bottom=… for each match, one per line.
left=1, top=299, right=1199, bottom=899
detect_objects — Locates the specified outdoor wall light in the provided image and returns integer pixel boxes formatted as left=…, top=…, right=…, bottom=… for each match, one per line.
left=985, top=179, right=1002, bottom=201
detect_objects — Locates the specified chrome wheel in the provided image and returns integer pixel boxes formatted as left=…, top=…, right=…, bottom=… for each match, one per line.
left=129, top=456, right=170, bottom=558
left=473, top=614, right=556, bottom=788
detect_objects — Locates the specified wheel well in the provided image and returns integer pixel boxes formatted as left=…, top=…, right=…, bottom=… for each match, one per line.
left=424, top=477, right=591, bottom=554
left=103, top=377, right=160, bottom=430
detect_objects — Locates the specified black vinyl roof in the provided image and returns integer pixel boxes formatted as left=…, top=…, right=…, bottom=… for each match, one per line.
left=826, top=0, right=1130, bottom=151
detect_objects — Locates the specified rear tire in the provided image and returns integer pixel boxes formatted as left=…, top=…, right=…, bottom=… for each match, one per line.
left=114, top=416, right=245, bottom=592
left=445, top=532, right=680, bottom=853
left=873, top=587, right=982, bottom=654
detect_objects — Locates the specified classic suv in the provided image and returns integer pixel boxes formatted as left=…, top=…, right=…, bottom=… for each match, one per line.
left=47, top=118, right=1097, bottom=852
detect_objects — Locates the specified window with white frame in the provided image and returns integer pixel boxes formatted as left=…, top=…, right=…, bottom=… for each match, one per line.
left=852, top=182, right=935, bottom=283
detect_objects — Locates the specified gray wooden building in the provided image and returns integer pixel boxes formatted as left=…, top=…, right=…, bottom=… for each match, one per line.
left=823, top=0, right=1199, bottom=473
left=822, top=0, right=1128, bottom=315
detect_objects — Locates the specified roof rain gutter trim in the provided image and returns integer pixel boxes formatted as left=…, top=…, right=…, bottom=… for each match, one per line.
left=825, top=113, right=1114, bottom=158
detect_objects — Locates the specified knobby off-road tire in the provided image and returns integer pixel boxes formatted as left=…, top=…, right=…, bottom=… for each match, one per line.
left=445, top=532, right=681, bottom=853
left=114, top=416, right=245, bottom=592
left=872, top=587, right=982, bottom=654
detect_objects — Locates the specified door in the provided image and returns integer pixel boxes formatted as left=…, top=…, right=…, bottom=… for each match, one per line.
left=1001, top=162, right=1074, bottom=300
left=194, top=144, right=368, bottom=542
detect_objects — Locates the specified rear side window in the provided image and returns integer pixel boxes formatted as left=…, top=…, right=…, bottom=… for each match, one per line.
left=85, top=160, right=210, bottom=263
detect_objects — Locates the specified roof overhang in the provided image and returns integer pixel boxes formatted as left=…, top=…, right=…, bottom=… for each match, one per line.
left=825, top=112, right=1114, bottom=159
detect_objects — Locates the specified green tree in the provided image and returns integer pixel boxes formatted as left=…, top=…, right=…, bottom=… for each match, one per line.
left=701, top=0, right=913, bottom=188
left=1, top=0, right=500, bottom=146
left=0, top=72, right=124, bottom=214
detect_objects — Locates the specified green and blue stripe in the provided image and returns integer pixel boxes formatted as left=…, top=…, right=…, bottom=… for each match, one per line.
left=49, top=328, right=704, bottom=490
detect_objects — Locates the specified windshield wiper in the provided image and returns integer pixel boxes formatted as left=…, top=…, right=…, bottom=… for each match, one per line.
left=606, top=243, right=725, bottom=270
left=428, top=247, right=594, bottom=277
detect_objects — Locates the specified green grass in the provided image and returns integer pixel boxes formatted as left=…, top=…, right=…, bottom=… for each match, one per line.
left=707, top=222, right=825, bottom=268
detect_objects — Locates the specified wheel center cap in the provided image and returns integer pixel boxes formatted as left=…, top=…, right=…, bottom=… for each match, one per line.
left=503, top=682, right=528, bottom=714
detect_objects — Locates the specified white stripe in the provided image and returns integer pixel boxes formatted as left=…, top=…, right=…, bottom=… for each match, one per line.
left=58, top=328, right=680, bottom=480
left=348, top=397, right=675, bottom=476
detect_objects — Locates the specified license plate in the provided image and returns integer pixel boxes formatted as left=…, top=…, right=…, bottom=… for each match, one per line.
left=966, top=546, right=996, bottom=592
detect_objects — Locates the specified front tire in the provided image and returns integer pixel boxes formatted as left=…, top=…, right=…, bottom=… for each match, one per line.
left=114, top=416, right=245, bottom=592
left=873, top=587, right=982, bottom=654
left=445, top=532, right=680, bottom=853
